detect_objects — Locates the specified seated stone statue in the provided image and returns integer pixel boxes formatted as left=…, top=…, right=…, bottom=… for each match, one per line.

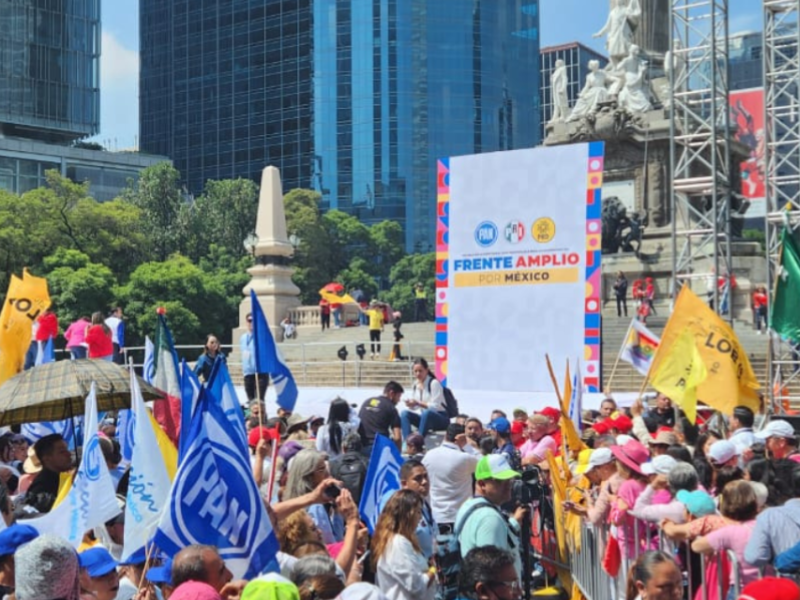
left=568, top=60, right=613, bottom=122
left=616, top=45, right=652, bottom=114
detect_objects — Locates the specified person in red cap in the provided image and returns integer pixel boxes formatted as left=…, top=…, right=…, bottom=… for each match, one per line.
left=538, top=407, right=563, bottom=453
left=736, top=577, right=800, bottom=600
left=248, top=427, right=274, bottom=495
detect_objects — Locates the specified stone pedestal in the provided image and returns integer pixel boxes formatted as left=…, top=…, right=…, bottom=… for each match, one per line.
left=232, top=166, right=301, bottom=345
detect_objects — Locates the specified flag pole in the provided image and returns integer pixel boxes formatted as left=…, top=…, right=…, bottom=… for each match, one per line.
left=265, top=425, right=281, bottom=504
left=137, top=542, right=156, bottom=591
left=605, top=318, right=634, bottom=394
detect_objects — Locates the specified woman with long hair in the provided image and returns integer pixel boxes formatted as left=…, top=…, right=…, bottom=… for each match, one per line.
left=193, top=334, right=225, bottom=382
left=372, top=489, right=435, bottom=600
left=85, top=311, right=113, bottom=361
left=284, top=450, right=345, bottom=545
left=400, top=358, right=448, bottom=441
left=625, top=550, right=682, bottom=600
left=316, top=398, right=356, bottom=458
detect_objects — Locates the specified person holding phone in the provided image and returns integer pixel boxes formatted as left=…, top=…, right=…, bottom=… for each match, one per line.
left=400, top=358, right=449, bottom=442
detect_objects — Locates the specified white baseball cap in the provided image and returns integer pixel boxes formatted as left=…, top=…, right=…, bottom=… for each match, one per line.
left=616, top=434, right=634, bottom=446
left=707, top=440, right=739, bottom=465
left=755, top=419, right=797, bottom=441
left=641, top=454, right=678, bottom=476
left=585, top=447, right=615, bottom=473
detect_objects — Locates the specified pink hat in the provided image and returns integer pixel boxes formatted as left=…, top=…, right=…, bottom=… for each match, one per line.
left=170, top=581, right=223, bottom=600
left=610, top=439, right=649, bottom=475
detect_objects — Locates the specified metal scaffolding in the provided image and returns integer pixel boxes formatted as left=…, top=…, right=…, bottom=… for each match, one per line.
left=763, top=0, right=800, bottom=411
left=669, top=0, right=732, bottom=316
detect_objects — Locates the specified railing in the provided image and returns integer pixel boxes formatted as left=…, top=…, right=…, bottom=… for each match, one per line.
left=118, top=340, right=435, bottom=387
left=533, top=484, right=785, bottom=600
left=288, top=304, right=363, bottom=329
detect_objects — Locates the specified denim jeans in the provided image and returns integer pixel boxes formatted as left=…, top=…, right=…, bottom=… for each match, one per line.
left=401, top=409, right=450, bottom=438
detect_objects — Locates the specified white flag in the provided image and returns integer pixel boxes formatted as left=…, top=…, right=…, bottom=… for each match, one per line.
left=122, top=370, right=173, bottom=561
left=27, top=383, right=120, bottom=546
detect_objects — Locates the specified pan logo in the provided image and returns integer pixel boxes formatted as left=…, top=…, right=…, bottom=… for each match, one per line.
left=474, top=221, right=498, bottom=248
left=504, top=221, right=526, bottom=244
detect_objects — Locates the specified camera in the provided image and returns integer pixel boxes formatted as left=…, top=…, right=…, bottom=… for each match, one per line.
left=511, top=465, right=546, bottom=505
left=324, top=483, right=342, bottom=499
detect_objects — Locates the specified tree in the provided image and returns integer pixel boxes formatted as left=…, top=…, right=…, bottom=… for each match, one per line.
left=368, top=220, right=405, bottom=284
left=284, top=189, right=337, bottom=304
left=381, top=253, right=435, bottom=316
left=41, top=249, right=116, bottom=326
left=195, top=178, right=259, bottom=258
left=115, top=254, right=230, bottom=345
left=122, top=163, right=187, bottom=261
left=336, top=257, right=379, bottom=299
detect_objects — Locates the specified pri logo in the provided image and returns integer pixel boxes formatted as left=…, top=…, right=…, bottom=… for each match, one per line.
left=474, top=221, right=498, bottom=248
left=504, top=221, right=526, bottom=244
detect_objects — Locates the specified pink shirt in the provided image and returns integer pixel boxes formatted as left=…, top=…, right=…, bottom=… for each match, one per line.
left=64, top=319, right=90, bottom=348
left=519, top=435, right=557, bottom=462
left=587, top=473, right=623, bottom=526
left=706, top=521, right=760, bottom=585
left=612, top=478, right=650, bottom=558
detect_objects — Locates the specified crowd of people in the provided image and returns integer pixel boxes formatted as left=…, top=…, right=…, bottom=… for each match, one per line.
left=0, top=363, right=797, bottom=600
left=23, top=306, right=127, bottom=367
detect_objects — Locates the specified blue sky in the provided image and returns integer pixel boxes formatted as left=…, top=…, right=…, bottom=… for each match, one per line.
left=93, top=1, right=763, bottom=149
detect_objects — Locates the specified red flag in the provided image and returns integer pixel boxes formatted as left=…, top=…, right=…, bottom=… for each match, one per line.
left=151, top=314, right=181, bottom=445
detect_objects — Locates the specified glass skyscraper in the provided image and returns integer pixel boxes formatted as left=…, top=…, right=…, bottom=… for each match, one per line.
left=0, top=0, right=100, bottom=142
left=140, top=0, right=540, bottom=251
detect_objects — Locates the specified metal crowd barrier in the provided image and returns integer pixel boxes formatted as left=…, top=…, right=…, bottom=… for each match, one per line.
left=532, top=494, right=750, bottom=600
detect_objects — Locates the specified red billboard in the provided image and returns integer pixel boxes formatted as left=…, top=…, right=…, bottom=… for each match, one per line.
left=730, top=88, right=765, bottom=215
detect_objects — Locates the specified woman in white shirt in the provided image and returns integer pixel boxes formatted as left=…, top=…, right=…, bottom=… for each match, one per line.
left=400, top=358, right=448, bottom=441
left=372, top=489, right=436, bottom=600
left=316, top=398, right=357, bottom=458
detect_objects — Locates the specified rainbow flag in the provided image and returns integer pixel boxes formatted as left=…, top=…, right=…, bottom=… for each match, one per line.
left=619, top=319, right=660, bottom=376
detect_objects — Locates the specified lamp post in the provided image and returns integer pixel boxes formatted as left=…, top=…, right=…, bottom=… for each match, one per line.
left=244, top=232, right=259, bottom=257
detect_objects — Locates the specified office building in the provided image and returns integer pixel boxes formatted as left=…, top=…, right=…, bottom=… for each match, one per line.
left=140, top=1, right=541, bottom=251
left=0, top=0, right=166, bottom=201
left=0, top=0, right=100, bottom=143
left=539, top=42, right=607, bottom=141
left=730, top=31, right=763, bottom=92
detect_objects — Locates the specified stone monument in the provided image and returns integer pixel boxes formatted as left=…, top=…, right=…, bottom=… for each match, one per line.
left=233, top=166, right=301, bottom=343
left=546, top=1, right=762, bottom=323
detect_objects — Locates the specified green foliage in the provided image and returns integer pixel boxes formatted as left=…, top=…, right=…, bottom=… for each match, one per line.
left=121, top=162, right=188, bottom=261
left=115, top=254, right=230, bottom=344
left=195, top=179, right=259, bottom=258
left=0, top=166, right=432, bottom=347
left=41, top=249, right=116, bottom=326
left=743, top=228, right=766, bottom=251
left=381, top=253, right=436, bottom=317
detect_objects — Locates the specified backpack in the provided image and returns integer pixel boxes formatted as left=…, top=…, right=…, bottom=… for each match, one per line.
left=329, top=452, right=368, bottom=505
left=427, top=379, right=459, bottom=418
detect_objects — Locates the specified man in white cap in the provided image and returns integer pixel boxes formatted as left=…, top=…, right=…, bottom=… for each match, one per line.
left=707, top=440, right=740, bottom=469
left=755, top=419, right=800, bottom=463
left=454, top=455, right=527, bottom=582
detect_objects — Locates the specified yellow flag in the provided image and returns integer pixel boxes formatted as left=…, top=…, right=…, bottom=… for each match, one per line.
left=0, top=270, right=51, bottom=385
left=319, top=290, right=358, bottom=305
left=651, top=329, right=708, bottom=424
left=149, top=410, right=178, bottom=481
left=561, top=360, right=572, bottom=416
left=649, top=285, right=760, bottom=414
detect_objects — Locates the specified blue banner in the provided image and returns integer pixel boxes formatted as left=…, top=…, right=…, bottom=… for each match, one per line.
left=249, top=290, right=298, bottom=411
left=155, top=383, right=279, bottom=579
left=358, top=434, right=403, bottom=534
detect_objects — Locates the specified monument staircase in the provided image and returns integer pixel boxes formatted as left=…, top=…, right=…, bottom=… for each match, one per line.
left=237, top=302, right=799, bottom=410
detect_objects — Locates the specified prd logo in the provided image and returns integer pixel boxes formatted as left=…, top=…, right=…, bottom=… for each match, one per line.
left=474, top=221, right=498, bottom=247
left=504, top=220, right=525, bottom=244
